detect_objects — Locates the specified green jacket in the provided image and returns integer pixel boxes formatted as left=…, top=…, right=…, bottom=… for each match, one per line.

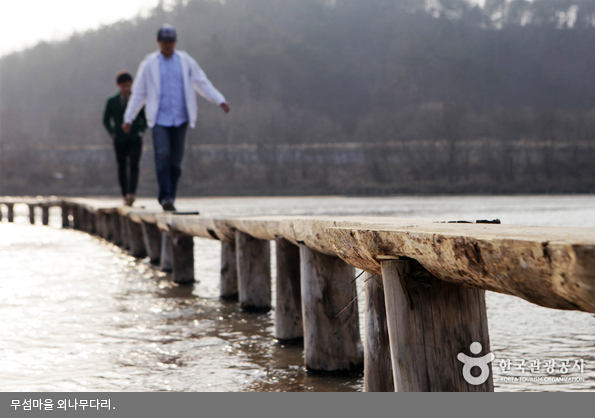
left=103, top=92, right=147, bottom=142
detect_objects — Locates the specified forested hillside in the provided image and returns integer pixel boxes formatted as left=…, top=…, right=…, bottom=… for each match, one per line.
left=2, top=0, right=595, bottom=196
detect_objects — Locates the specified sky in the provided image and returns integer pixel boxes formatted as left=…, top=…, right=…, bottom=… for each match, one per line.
left=0, top=0, right=163, bottom=58
left=0, top=0, right=493, bottom=58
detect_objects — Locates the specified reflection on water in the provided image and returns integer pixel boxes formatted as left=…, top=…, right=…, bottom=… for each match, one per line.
left=1, top=196, right=595, bottom=391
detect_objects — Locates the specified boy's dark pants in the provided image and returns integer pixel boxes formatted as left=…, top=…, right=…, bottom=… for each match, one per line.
left=113, top=139, right=142, bottom=196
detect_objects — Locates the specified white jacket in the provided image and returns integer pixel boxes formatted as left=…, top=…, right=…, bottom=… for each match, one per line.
left=124, top=50, right=226, bottom=129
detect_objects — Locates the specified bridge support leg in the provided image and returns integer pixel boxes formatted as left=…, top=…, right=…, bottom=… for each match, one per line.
left=172, top=230, right=194, bottom=284
left=126, top=218, right=146, bottom=258
left=109, top=214, right=122, bottom=245
left=160, top=231, right=173, bottom=272
left=236, top=231, right=271, bottom=312
left=299, top=244, right=363, bottom=372
left=0, top=204, right=3, bottom=221
left=101, top=213, right=110, bottom=239
left=28, top=204, right=36, bottom=224
left=82, top=209, right=94, bottom=234
left=141, top=221, right=161, bottom=265
left=72, top=206, right=82, bottom=230
left=119, top=215, right=130, bottom=250
left=220, top=240, right=238, bottom=301
left=380, top=258, right=493, bottom=392
left=364, top=272, right=394, bottom=392
left=275, top=237, right=303, bottom=341
left=61, top=202, right=70, bottom=228
left=7, top=203, right=14, bottom=222
left=42, top=205, right=50, bottom=226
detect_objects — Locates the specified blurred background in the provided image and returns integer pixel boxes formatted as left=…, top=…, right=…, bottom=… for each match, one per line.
left=2, top=0, right=595, bottom=197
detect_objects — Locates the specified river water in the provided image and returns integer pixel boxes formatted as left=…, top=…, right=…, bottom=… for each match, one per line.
left=1, top=195, right=594, bottom=392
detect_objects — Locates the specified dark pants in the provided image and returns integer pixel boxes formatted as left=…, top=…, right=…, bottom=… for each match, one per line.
left=151, top=123, right=188, bottom=204
left=113, top=139, right=142, bottom=196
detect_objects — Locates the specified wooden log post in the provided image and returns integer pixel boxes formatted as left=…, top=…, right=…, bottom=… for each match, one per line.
left=141, top=221, right=162, bottom=265
left=220, top=240, right=238, bottom=301
left=97, top=212, right=112, bottom=241
left=109, top=213, right=122, bottom=245
left=81, top=209, right=93, bottom=234
left=28, top=204, right=36, bottom=224
left=88, top=211, right=97, bottom=234
left=275, top=237, right=303, bottom=341
left=380, top=258, right=493, bottom=392
left=125, top=218, right=147, bottom=258
left=235, top=230, right=271, bottom=312
left=171, top=230, right=194, bottom=284
left=83, top=207, right=90, bottom=232
left=7, top=203, right=14, bottom=223
left=299, top=244, right=363, bottom=372
left=72, top=206, right=82, bottom=230
left=160, top=231, right=174, bottom=272
left=94, top=212, right=103, bottom=236
left=119, top=215, right=130, bottom=250
left=61, top=202, right=70, bottom=228
left=364, top=272, right=394, bottom=392
left=41, top=205, right=50, bottom=226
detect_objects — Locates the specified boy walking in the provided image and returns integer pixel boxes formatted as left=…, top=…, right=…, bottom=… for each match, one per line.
left=103, top=71, right=147, bottom=206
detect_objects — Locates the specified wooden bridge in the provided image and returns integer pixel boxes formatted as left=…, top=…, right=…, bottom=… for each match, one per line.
left=2, top=196, right=594, bottom=392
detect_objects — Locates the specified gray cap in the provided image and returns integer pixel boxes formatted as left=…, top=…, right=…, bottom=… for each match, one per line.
left=157, top=25, right=177, bottom=42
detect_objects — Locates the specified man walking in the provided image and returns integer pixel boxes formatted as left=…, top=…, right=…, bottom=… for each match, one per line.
left=123, top=25, right=230, bottom=211
left=103, top=71, right=147, bottom=206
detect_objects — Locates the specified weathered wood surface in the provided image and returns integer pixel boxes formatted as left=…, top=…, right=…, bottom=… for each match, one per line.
left=381, top=258, right=493, bottom=392
left=235, top=230, right=271, bottom=312
left=364, top=272, right=393, bottom=392
left=59, top=199, right=595, bottom=315
left=327, top=222, right=595, bottom=313
left=300, top=244, right=363, bottom=372
left=275, top=237, right=303, bottom=341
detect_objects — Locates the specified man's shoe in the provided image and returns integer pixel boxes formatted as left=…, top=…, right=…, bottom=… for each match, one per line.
left=162, top=200, right=176, bottom=212
left=125, top=194, right=135, bottom=206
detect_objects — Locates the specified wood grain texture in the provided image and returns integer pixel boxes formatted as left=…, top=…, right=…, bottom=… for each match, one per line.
left=275, top=237, right=303, bottom=341
left=59, top=200, right=595, bottom=315
left=220, top=240, right=238, bottom=300
left=381, top=259, right=493, bottom=392
left=236, top=230, right=271, bottom=312
left=364, top=272, right=394, bottom=392
left=300, top=244, right=363, bottom=372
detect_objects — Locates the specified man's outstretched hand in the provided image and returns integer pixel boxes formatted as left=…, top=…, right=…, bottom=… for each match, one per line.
left=220, top=102, right=230, bottom=114
left=122, top=123, right=131, bottom=134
